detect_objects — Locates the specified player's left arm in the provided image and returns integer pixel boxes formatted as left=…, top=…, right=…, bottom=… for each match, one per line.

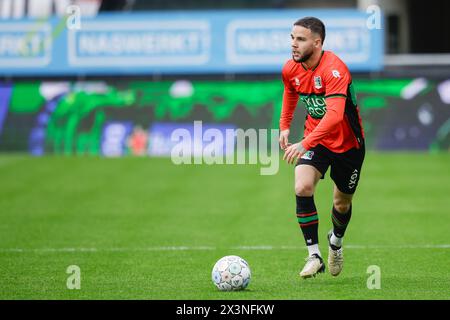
left=300, top=97, right=345, bottom=150
left=283, top=66, right=350, bottom=164
left=283, top=97, right=345, bottom=164
left=301, top=66, right=350, bottom=150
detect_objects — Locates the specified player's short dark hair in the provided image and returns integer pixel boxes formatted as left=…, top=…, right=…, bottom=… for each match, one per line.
left=294, top=17, right=326, bottom=44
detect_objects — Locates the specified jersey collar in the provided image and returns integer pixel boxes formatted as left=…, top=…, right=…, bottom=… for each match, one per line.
left=301, top=50, right=325, bottom=72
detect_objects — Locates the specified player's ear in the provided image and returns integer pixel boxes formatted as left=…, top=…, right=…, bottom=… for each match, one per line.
left=314, top=37, right=321, bottom=48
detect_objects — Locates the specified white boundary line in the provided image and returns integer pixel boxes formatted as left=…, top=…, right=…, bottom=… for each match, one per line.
left=0, top=244, right=449, bottom=253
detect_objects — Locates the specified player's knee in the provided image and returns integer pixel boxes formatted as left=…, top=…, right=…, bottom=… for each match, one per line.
left=333, top=199, right=351, bottom=214
left=295, top=183, right=315, bottom=197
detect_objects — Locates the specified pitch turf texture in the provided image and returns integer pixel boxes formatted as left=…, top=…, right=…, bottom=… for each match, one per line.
left=0, top=153, right=449, bottom=300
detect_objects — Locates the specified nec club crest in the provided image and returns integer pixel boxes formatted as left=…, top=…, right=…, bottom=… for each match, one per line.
left=314, top=76, right=322, bottom=89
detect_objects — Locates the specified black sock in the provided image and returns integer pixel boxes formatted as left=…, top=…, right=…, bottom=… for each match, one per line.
left=296, top=195, right=319, bottom=246
left=331, top=205, right=352, bottom=238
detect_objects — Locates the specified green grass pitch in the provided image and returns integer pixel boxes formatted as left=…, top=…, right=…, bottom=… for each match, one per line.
left=0, top=152, right=449, bottom=299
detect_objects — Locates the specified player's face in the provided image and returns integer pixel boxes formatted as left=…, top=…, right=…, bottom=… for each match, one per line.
left=290, top=25, right=319, bottom=63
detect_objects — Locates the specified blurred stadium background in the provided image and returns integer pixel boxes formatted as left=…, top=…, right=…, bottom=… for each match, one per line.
left=0, top=0, right=449, bottom=299
left=0, top=0, right=449, bottom=153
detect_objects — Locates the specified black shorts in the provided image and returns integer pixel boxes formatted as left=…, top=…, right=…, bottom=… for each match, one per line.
left=296, top=143, right=365, bottom=194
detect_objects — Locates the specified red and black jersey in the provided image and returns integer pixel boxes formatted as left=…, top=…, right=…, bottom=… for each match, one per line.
left=280, top=50, right=364, bottom=153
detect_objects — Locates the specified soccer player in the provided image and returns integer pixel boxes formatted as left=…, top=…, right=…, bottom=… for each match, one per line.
left=279, top=17, right=365, bottom=278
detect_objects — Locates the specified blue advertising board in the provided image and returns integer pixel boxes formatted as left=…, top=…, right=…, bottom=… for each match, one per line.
left=0, top=9, right=383, bottom=75
left=101, top=121, right=134, bottom=157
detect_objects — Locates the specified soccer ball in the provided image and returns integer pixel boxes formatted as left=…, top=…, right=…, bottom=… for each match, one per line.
left=211, top=255, right=251, bottom=291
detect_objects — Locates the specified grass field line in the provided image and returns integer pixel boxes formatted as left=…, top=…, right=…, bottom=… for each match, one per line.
left=0, top=244, right=449, bottom=253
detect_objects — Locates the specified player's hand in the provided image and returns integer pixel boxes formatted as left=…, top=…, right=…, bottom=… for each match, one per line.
left=279, top=129, right=290, bottom=150
left=283, top=142, right=307, bottom=165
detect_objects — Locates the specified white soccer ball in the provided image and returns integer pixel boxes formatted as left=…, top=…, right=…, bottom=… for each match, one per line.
left=211, top=255, right=251, bottom=291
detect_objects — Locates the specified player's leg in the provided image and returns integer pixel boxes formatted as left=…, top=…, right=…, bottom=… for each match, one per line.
left=295, top=164, right=325, bottom=278
left=330, top=185, right=353, bottom=245
left=328, top=145, right=365, bottom=276
left=295, top=146, right=330, bottom=278
left=295, top=164, right=322, bottom=254
left=331, top=185, right=353, bottom=242
left=327, top=186, right=353, bottom=277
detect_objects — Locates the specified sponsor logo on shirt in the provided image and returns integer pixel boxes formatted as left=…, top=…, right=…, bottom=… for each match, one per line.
left=300, top=94, right=327, bottom=118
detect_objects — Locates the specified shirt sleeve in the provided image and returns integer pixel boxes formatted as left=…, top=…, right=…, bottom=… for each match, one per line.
left=323, top=64, right=350, bottom=98
left=279, top=69, right=299, bottom=131
left=301, top=96, right=346, bottom=150
left=300, top=64, right=351, bottom=150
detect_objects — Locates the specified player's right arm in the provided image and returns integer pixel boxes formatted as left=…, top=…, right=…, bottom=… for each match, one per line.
left=279, top=64, right=299, bottom=150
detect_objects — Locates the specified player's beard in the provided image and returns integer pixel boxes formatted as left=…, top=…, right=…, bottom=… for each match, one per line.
left=293, top=47, right=314, bottom=63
